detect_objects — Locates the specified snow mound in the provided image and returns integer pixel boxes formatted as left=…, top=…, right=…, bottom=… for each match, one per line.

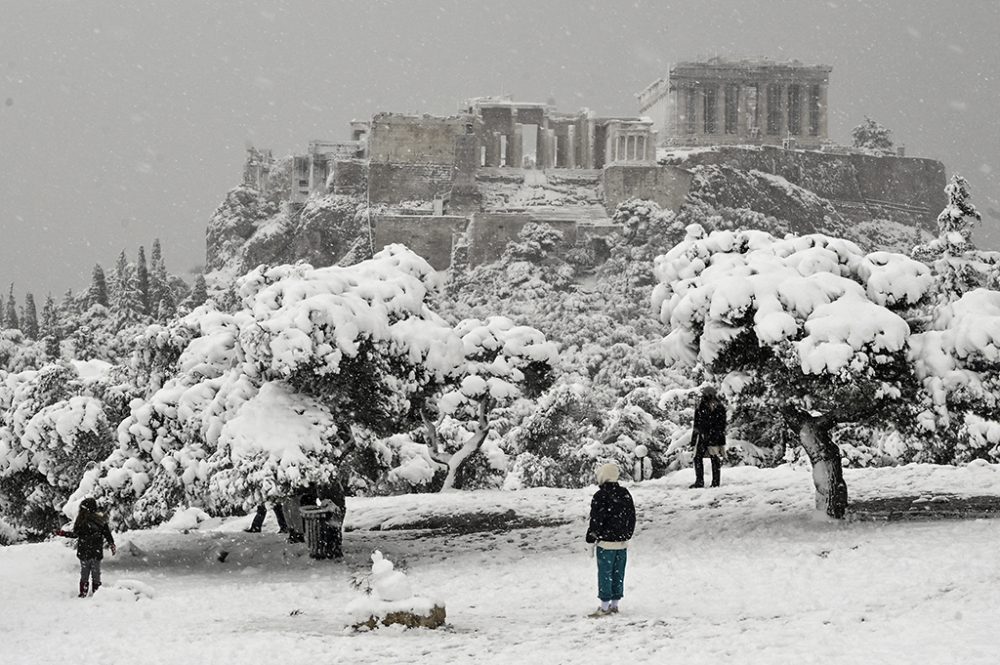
left=93, top=579, right=155, bottom=603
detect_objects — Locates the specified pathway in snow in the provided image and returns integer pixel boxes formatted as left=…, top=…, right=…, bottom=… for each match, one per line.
left=2, top=463, right=999, bottom=665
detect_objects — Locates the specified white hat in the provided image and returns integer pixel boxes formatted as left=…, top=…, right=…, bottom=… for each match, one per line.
left=596, top=463, right=620, bottom=485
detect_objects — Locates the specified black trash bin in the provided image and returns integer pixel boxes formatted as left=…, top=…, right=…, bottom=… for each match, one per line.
left=300, top=505, right=343, bottom=559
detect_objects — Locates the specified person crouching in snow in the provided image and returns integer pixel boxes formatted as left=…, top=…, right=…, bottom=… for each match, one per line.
left=56, top=497, right=116, bottom=597
left=585, top=463, right=636, bottom=617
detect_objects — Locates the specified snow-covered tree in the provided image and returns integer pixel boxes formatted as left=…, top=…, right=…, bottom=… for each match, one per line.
left=851, top=116, right=894, bottom=153
left=40, top=294, right=58, bottom=340
left=184, top=274, right=209, bottom=310
left=88, top=265, right=109, bottom=309
left=150, top=238, right=176, bottom=321
left=502, top=380, right=604, bottom=489
left=0, top=361, right=120, bottom=534
left=111, top=250, right=145, bottom=330
left=652, top=224, right=934, bottom=517
left=136, top=245, right=151, bottom=315
left=21, top=293, right=38, bottom=340
left=421, top=316, right=557, bottom=491
left=903, top=178, right=1000, bottom=463
left=74, top=246, right=472, bottom=526
left=4, top=285, right=18, bottom=331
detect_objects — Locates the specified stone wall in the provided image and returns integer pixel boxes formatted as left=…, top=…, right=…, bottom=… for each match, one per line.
left=671, top=146, right=946, bottom=228
left=368, top=114, right=471, bottom=164
left=367, top=163, right=456, bottom=204
left=466, top=212, right=578, bottom=267
left=603, top=165, right=694, bottom=213
left=373, top=215, right=469, bottom=270
left=330, top=159, right=368, bottom=196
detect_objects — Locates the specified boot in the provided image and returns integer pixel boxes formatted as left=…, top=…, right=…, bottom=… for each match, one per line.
left=710, top=456, right=721, bottom=487
left=691, top=449, right=705, bottom=488
left=92, top=582, right=101, bottom=594
left=78, top=581, right=89, bottom=598
left=690, top=462, right=704, bottom=488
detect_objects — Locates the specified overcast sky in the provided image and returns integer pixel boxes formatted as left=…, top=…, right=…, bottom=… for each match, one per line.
left=1, top=0, right=998, bottom=299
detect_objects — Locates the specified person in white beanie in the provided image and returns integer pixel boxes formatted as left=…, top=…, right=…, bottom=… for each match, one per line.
left=585, top=462, right=636, bottom=617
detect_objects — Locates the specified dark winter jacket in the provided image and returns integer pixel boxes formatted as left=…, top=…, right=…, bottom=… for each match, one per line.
left=693, top=396, right=727, bottom=448
left=63, top=511, right=115, bottom=561
left=585, top=483, right=636, bottom=544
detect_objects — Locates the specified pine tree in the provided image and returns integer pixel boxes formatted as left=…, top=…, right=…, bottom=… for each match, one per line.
left=4, top=285, right=19, bottom=330
left=40, top=293, right=59, bottom=340
left=21, top=293, right=39, bottom=339
left=150, top=238, right=175, bottom=320
left=851, top=116, right=894, bottom=153
left=136, top=245, right=151, bottom=315
left=112, top=249, right=144, bottom=329
left=185, top=274, right=209, bottom=309
left=88, top=265, right=109, bottom=308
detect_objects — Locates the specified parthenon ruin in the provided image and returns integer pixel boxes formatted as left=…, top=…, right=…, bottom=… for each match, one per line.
left=638, top=58, right=832, bottom=148
left=234, top=63, right=944, bottom=272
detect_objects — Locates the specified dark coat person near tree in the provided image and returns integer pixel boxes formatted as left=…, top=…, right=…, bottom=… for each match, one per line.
left=691, top=385, right=727, bottom=488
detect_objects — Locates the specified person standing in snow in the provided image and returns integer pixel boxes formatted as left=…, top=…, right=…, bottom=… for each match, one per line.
left=585, top=463, right=636, bottom=617
left=55, top=497, right=116, bottom=597
left=244, top=502, right=288, bottom=534
left=690, top=385, right=727, bottom=488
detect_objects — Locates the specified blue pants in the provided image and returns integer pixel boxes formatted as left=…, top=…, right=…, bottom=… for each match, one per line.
left=80, top=558, right=102, bottom=589
left=596, top=547, right=627, bottom=602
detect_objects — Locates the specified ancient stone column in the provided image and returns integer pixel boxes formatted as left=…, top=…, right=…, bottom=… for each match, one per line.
left=485, top=131, right=498, bottom=167
left=693, top=86, right=704, bottom=140
left=819, top=84, right=829, bottom=139
left=777, top=83, right=787, bottom=137
left=540, top=128, right=556, bottom=169
left=566, top=125, right=576, bottom=168
left=511, top=123, right=524, bottom=169
left=710, top=84, right=723, bottom=136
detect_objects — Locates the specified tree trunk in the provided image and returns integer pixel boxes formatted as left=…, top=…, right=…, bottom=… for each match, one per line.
left=798, top=417, right=848, bottom=519
left=438, top=400, right=490, bottom=492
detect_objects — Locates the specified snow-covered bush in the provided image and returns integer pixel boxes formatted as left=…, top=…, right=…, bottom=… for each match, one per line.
left=0, top=516, right=19, bottom=546
left=0, top=361, right=121, bottom=533
left=503, top=381, right=603, bottom=489
left=74, top=247, right=480, bottom=525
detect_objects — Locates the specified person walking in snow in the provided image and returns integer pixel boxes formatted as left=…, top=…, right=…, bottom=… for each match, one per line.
left=56, top=497, right=116, bottom=597
left=585, top=463, right=636, bottom=617
left=244, top=502, right=288, bottom=534
left=690, top=385, right=727, bottom=488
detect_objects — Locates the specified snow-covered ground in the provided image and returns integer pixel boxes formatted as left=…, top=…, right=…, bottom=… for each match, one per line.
left=3, top=463, right=999, bottom=665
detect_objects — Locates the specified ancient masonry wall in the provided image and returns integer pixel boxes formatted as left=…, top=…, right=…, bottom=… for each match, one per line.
left=367, top=163, right=456, bottom=204
left=373, top=215, right=469, bottom=270
left=465, top=213, right=578, bottom=267
left=367, top=114, right=471, bottom=164
left=674, top=146, right=946, bottom=228
left=330, top=159, right=368, bottom=196
left=603, top=165, right=694, bottom=213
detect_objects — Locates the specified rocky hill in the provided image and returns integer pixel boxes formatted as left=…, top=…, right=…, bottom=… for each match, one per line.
left=204, top=147, right=949, bottom=287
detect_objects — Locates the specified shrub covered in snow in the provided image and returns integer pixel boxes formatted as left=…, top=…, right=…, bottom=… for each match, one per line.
left=0, top=361, right=122, bottom=533
left=75, top=246, right=470, bottom=525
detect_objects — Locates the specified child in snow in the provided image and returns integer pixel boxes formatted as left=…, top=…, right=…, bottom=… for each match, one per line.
left=585, top=463, right=636, bottom=617
left=56, top=497, right=116, bottom=597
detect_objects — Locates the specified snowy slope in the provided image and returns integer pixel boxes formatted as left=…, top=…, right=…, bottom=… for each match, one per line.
left=2, top=463, right=999, bottom=665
